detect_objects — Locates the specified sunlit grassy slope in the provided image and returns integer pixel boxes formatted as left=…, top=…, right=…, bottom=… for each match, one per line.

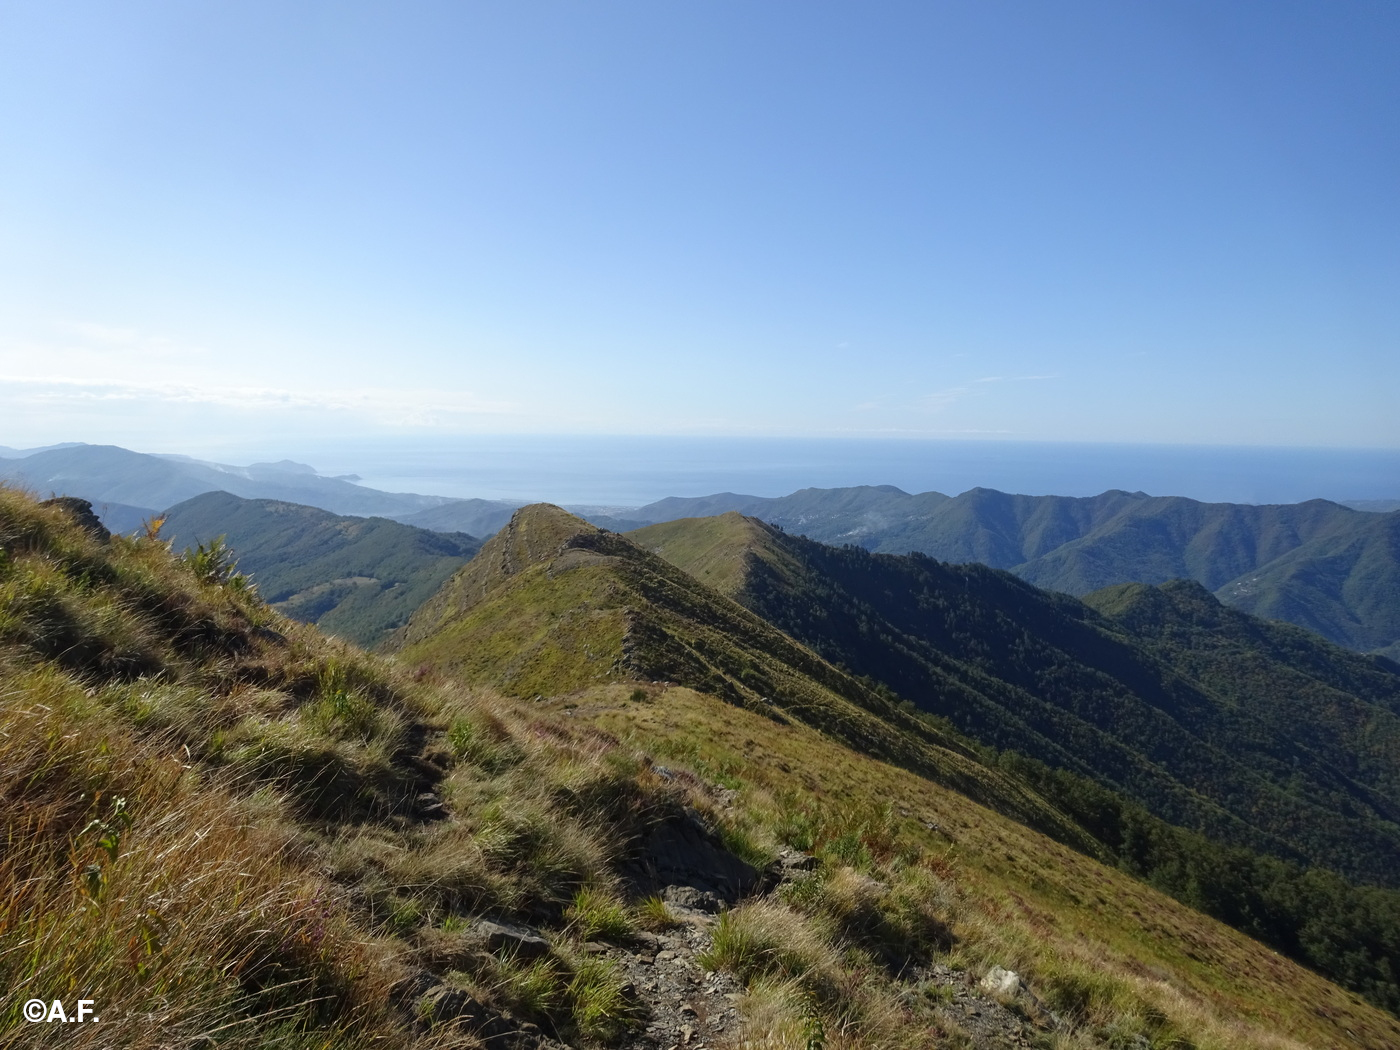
left=391, top=503, right=1400, bottom=1046
left=6, top=487, right=1400, bottom=1049
left=0, top=488, right=728, bottom=1048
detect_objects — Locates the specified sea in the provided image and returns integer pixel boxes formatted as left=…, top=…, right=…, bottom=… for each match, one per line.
left=266, top=436, right=1400, bottom=509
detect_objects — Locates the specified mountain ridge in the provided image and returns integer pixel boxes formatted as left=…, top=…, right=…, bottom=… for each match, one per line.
left=7, top=442, right=1396, bottom=656
left=390, top=500, right=1400, bottom=1018
left=9, top=484, right=1400, bottom=1047
left=391, top=503, right=1100, bottom=850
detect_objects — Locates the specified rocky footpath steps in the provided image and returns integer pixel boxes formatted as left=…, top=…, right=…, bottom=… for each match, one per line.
left=396, top=810, right=1055, bottom=1049
left=599, top=900, right=1052, bottom=1050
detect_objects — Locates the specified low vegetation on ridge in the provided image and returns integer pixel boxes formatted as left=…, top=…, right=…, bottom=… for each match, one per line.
left=4, top=486, right=1399, bottom=1049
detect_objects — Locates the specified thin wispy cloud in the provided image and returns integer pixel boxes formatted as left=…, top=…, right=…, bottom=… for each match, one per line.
left=0, top=375, right=517, bottom=426
left=54, top=321, right=211, bottom=360
left=919, top=386, right=971, bottom=412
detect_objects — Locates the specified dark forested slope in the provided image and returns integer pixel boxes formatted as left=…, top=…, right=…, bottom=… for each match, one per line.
left=631, top=513, right=1400, bottom=889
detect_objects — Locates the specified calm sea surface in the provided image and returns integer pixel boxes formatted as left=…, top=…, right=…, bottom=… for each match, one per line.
left=271, top=436, right=1400, bottom=507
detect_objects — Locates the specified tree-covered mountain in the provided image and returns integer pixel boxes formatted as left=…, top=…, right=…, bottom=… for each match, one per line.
left=630, top=513, right=1400, bottom=889
left=627, top=485, right=1400, bottom=655
left=1215, top=510, right=1400, bottom=661
left=161, top=491, right=481, bottom=649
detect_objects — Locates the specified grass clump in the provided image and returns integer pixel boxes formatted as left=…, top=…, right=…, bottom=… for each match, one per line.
left=447, top=713, right=525, bottom=773
left=565, top=885, right=634, bottom=942
left=457, top=944, right=641, bottom=1044
left=565, top=954, right=640, bottom=1043
left=635, top=894, right=682, bottom=931
left=701, top=901, right=842, bottom=995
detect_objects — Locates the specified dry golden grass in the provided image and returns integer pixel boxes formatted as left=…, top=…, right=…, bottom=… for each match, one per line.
left=0, top=487, right=687, bottom=1046
left=0, top=660, right=410, bottom=1049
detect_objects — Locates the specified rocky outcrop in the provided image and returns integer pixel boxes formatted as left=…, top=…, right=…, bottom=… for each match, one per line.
left=40, top=496, right=110, bottom=542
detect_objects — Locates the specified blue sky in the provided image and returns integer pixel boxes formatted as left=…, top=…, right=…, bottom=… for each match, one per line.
left=1, top=1, right=1396, bottom=453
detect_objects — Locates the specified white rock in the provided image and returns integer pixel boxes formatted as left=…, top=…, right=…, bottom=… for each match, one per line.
left=979, top=965, right=1022, bottom=997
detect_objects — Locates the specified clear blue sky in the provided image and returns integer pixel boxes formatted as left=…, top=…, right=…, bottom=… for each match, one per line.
left=1, top=1, right=1396, bottom=453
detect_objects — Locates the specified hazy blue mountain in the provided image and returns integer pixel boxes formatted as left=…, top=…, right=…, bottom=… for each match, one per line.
left=393, top=498, right=648, bottom=537
left=92, top=500, right=161, bottom=536
left=391, top=498, right=526, bottom=537
left=0, top=441, right=86, bottom=458
left=160, top=491, right=480, bottom=648
left=0, top=443, right=452, bottom=518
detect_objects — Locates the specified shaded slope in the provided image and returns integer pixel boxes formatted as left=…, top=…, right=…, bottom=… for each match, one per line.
left=631, top=513, right=1400, bottom=889
left=1084, top=579, right=1400, bottom=862
left=391, top=504, right=1095, bottom=849
left=162, top=491, right=480, bottom=649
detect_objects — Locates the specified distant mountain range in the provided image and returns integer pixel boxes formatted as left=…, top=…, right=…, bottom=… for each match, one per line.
left=4, top=442, right=1397, bottom=657
left=392, top=497, right=537, bottom=538
left=0, top=443, right=452, bottom=519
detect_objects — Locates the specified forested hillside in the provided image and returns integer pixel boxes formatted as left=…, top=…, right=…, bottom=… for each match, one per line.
left=161, top=491, right=480, bottom=648
left=632, top=513, right=1400, bottom=886
left=627, top=486, right=1400, bottom=655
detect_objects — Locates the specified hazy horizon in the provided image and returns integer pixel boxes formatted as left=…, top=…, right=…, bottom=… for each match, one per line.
left=5, top=435, right=1396, bottom=508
